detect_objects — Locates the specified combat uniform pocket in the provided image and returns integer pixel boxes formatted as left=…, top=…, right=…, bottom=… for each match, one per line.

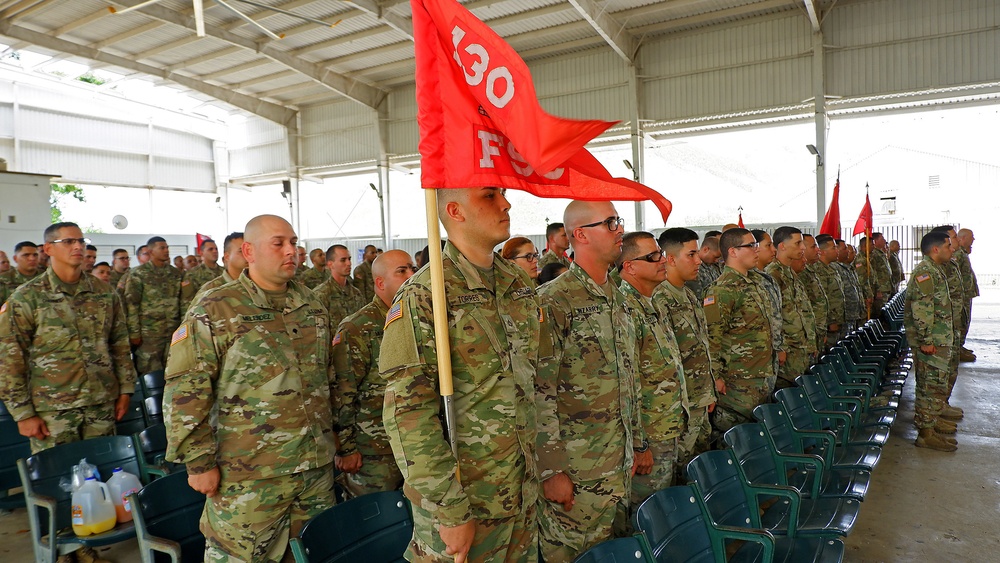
left=235, top=326, right=287, bottom=388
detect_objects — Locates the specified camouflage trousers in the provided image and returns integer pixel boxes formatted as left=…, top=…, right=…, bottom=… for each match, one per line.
left=961, top=300, right=973, bottom=347
left=676, top=407, right=712, bottom=481
left=340, top=453, right=403, bottom=500
left=913, top=349, right=951, bottom=429
left=203, top=466, right=334, bottom=563
left=408, top=501, right=537, bottom=562
left=778, top=346, right=810, bottom=387
left=947, top=336, right=960, bottom=399
left=539, top=478, right=627, bottom=563
left=135, top=335, right=171, bottom=375
left=30, top=402, right=116, bottom=454
left=631, top=438, right=678, bottom=508
left=715, top=378, right=771, bottom=434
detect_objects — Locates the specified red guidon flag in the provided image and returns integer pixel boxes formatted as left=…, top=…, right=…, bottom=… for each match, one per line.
left=819, top=175, right=841, bottom=237
left=412, top=0, right=672, bottom=222
left=195, top=233, right=211, bottom=252
left=853, top=192, right=873, bottom=237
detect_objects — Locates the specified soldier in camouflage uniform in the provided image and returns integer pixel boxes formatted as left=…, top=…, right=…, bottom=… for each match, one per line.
left=870, top=233, right=894, bottom=313
left=904, top=231, right=957, bottom=452
left=116, top=244, right=150, bottom=293
left=704, top=229, right=776, bottom=433
left=536, top=201, right=646, bottom=562
left=749, top=230, right=784, bottom=379
left=188, top=232, right=248, bottom=309
left=184, top=239, right=224, bottom=293
left=617, top=232, right=686, bottom=506
left=332, top=250, right=414, bottom=499
left=297, top=248, right=330, bottom=290
left=766, top=227, right=817, bottom=389
left=853, top=239, right=876, bottom=319
left=164, top=215, right=336, bottom=562
left=686, top=233, right=722, bottom=301
left=835, top=240, right=863, bottom=334
left=955, top=228, right=978, bottom=362
left=315, top=245, right=366, bottom=329
left=0, top=222, right=135, bottom=454
left=0, top=241, right=42, bottom=305
left=380, top=188, right=539, bottom=563
left=351, top=244, right=377, bottom=302
left=888, top=240, right=904, bottom=291
left=123, top=236, right=184, bottom=375
left=800, top=234, right=830, bottom=353
left=655, top=228, right=719, bottom=482
left=109, top=248, right=131, bottom=290
left=931, top=226, right=967, bottom=427
left=538, top=222, right=571, bottom=270
left=814, top=235, right=846, bottom=347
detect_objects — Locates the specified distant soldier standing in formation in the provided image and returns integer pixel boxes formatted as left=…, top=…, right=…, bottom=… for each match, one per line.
left=352, top=244, right=378, bottom=302
left=314, top=245, right=366, bottom=329
left=123, top=236, right=184, bottom=374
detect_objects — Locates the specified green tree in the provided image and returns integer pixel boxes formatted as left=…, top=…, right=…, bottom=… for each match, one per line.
left=50, top=183, right=85, bottom=224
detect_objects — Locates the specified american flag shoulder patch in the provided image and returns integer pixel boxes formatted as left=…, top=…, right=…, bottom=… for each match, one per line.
left=384, top=302, right=403, bottom=329
left=916, top=273, right=930, bottom=283
left=704, top=296, right=716, bottom=306
left=0, top=302, right=6, bottom=315
left=332, top=331, right=342, bottom=346
left=538, top=307, right=545, bottom=323
left=170, top=324, right=189, bottom=346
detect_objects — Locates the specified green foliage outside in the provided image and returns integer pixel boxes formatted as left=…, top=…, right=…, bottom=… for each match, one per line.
left=50, top=183, right=85, bottom=224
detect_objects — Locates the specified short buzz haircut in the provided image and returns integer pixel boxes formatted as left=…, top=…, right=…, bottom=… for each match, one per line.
left=720, top=228, right=751, bottom=263
left=921, top=231, right=950, bottom=255
left=326, top=244, right=348, bottom=263
left=816, top=234, right=835, bottom=248
left=43, top=222, right=79, bottom=243
left=750, top=229, right=768, bottom=244
left=546, top=222, right=565, bottom=240
left=772, top=226, right=802, bottom=246
left=112, top=248, right=128, bottom=258
left=705, top=230, right=722, bottom=239
left=223, top=232, right=244, bottom=254
left=95, top=261, right=110, bottom=269
left=14, top=240, right=39, bottom=252
left=617, top=231, right=655, bottom=270
left=931, top=225, right=956, bottom=234
left=86, top=244, right=97, bottom=252
left=871, top=232, right=884, bottom=242
left=137, top=244, right=148, bottom=253
left=198, top=238, right=216, bottom=251
left=147, top=236, right=166, bottom=246
left=364, top=244, right=376, bottom=252
left=834, top=239, right=845, bottom=245
left=658, top=228, right=699, bottom=255
left=701, top=236, right=720, bottom=252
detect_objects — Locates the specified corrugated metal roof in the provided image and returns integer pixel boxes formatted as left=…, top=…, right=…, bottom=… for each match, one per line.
left=0, top=0, right=818, bottom=115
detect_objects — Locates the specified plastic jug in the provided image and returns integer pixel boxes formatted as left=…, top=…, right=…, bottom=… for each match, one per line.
left=106, top=467, right=142, bottom=523
left=71, top=477, right=117, bottom=536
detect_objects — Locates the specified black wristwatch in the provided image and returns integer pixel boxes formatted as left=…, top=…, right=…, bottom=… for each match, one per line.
left=634, top=439, right=649, bottom=453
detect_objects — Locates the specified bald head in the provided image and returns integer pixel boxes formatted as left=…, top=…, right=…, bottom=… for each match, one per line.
left=242, top=214, right=298, bottom=291
left=564, top=200, right=616, bottom=238
left=245, top=215, right=292, bottom=244
left=373, top=249, right=416, bottom=305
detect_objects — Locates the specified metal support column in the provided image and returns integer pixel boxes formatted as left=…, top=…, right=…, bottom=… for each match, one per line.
left=11, top=82, right=20, bottom=169
left=628, top=64, right=645, bottom=231
left=286, top=112, right=302, bottom=234
left=376, top=100, right=392, bottom=250
left=812, top=30, right=829, bottom=226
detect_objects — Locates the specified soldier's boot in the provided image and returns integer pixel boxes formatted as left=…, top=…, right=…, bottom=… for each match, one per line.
left=75, top=547, right=111, bottom=563
left=959, top=348, right=976, bottom=363
left=914, top=427, right=957, bottom=452
left=934, top=418, right=958, bottom=435
left=936, top=432, right=958, bottom=446
left=940, top=405, right=964, bottom=421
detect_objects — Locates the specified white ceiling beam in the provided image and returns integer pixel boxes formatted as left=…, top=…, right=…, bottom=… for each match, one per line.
left=164, top=46, right=242, bottom=72
left=110, top=0, right=385, bottom=109
left=803, top=0, right=821, bottom=32
left=630, top=0, right=794, bottom=35
left=342, top=0, right=413, bottom=39
left=567, top=0, right=636, bottom=62
left=0, top=20, right=298, bottom=126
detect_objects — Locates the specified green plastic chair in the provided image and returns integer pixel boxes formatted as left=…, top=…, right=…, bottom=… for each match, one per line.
left=0, top=400, right=30, bottom=510
left=17, top=435, right=143, bottom=563
left=116, top=388, right=149, bottom=437
left=753, top=404, right=880, bottom=473
left=633, top=485, right=845, bottom=563
left=572, top=535, right=655, bottom=563
left=291, top=490, right=412, bottom=563
left=129, top=471, right=206, bottom=563
left=131, top=424, right=183, bottom=482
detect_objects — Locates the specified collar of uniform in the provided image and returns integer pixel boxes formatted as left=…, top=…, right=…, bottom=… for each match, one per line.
left=619, top=279, right=655, bottom=314
left=442, top=241, right=519, bottom=295
left=656, top=279, right=687, bottom=301
left=567, top=261, right=620, bottom=302
left=237, top=270, right=311, bottom=312
left=221, top=270, right=235, bottom=284
left=45, top=266, right=94, bottom=297
left=371, top=295, right=390, bottom=317
left=772, top=261, right=795, bottom=277
left=722, top=265, right=752, bottom=282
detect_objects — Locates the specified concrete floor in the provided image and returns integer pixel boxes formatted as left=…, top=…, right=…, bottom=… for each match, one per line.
left=2, top=293, right=999, bottom=563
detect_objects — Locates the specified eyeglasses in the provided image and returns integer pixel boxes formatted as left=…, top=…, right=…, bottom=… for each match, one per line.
left=579, top=216, right=625, bottom=232
left=625, top=250, right=664, bottom=264
left=513, top=252, right=540, bottom=261
left=734, top=242, right=759, bottom=250
left=50, top=238, right=91, bottom=246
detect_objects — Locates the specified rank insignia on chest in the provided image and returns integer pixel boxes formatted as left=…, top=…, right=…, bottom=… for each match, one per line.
left=384, top=302, right=403, bottom=329
left=170, top=324, right=189, bottom=346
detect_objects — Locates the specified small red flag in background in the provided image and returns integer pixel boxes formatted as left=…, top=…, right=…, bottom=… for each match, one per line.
left=412, top=0, right=672, bottom=222
left=819, top=176, right=841, bottom=237
left=737, top=209, right=745, bottom=229
left=853, top=190, right=873, bottom=237
left=195, top=233, right=211, bottom=252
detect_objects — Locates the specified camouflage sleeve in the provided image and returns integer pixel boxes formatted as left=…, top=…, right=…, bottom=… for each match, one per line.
left=123, top=272, right=142, bottom=340
left=179, top=277, right=197, bottom=314
left=632, top=332, right=646, bottom=448
left=905, top=278, right=935, bottom=346
left=351, top=267, right=367, bottom=297
left=109, top=291, right=137, bottom=395
left=163, top=308, right=220, bottom=474
left=379, top=288, right=472, bottom=527
left=0, top=295, right=37, bottom=420
left=332, top=319, right=363, bottom=455
left=703, top=288, right=733, bottom=380
left=534, top=294, right=569, bottom=481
